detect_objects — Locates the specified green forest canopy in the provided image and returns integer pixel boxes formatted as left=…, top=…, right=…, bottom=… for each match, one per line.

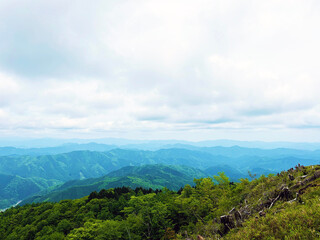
left=1, top=165, right=320, bottom=239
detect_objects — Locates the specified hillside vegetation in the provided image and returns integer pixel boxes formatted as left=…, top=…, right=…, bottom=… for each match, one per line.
left=1, top=147, right=318, bottom=182
left=0, top=174, right=61, bottom=210
left=1, top=164, right=319, bottom=239
left=21, top=164, right=207, bottom=204
left=0, top=146, right=318, bottom=209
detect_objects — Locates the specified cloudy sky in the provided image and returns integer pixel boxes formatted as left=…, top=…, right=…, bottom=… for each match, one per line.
left=0, top=0, right=320, bottom=141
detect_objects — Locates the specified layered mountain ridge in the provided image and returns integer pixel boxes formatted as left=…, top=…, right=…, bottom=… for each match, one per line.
left=0, top=144, right=319, bottom=209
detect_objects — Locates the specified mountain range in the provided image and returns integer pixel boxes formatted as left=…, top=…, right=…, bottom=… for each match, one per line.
left=0, top=143, right=319, bottom=209
left=21, top=164, right=207, bottom=204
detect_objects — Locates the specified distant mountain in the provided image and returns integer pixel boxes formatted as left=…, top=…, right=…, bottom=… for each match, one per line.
left=1, top=146, right=319, bottom=209
left=0, top=173, right=61, bottom=209
left=249, top=167, right=277, bottom=177
left=0, top=143, right=116, bottom=156
left=0, top=147, right=318, bottom=182
left=0, top=148, right=221, bottom=181
left=204, top=164, right=247, bottom=182
left=0, top=150, right=128, bottom=181
left=189, top=139, right=320, bottom=150
left=21, top=164, right=207, bottom=204
left=2, top=138, right=320, bottom=150
left=204, top=164, right=278, bottom=182
left=196, top=146, right=320, bottom=159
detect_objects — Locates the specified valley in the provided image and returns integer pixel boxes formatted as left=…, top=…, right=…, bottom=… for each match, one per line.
left=0, top=142, right=319, bottom=210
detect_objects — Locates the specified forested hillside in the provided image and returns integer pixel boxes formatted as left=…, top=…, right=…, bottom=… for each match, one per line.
left=1, top=165, right=319, bottom=239
left=0, top=174, right=61, bottom=209
left=1, top=147, right=318, bottom=182
left=0, top=146, right=319, bottom=209
left=0, top=149, right=218, bottom=181
left=21, top=164, right=207, bottom=204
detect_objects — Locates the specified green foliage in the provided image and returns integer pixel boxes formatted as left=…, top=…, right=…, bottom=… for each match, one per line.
left=21, top=164, right=207, bottom=205
left=2, top=146, right=316, bottom=210
left=0, top=149, right=216, bottom=183
left=0, top=173, right=62, bottom=209
left=1, top=166, right=320, bottom=239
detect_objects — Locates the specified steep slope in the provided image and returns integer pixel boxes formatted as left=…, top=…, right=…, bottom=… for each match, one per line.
left=0, top=174, right=61, bottom=209
left=21, top=164, right=207, bottom=204
left=222, top=165, right=320, bottom=239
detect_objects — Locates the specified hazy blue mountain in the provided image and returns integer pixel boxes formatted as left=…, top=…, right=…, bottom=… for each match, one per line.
left=21, top=164, right=207, bottom=204
left=1, top=146, right=319, bottom=209
left=249, top=167, right=278, bottom=177
left=0, top=147, right=318, bottom=182
left=0, top=143, right=116, bottom=156
left=0, top=148, right=222, bottom=181
left=241, top=156, right=319, bottom=172
left=188, top=139, right=320, bottom=150
left=2, top=138, right=320, bottom=150
left=0, top=173, right=62, bottom=209
left=196, top=146, right=320, bottom=159
left=204, top=164, right=247, bottom=182
left=0, top=150, right=126, bottom=181
left=204, top=164, right=278, bottom=182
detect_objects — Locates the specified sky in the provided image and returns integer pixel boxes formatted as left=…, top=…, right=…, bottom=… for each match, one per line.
left=0, top=0, right=320, bottom=142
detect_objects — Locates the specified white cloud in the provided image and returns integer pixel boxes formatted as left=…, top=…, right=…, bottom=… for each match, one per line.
left=0, top=0, right=319, bottom=141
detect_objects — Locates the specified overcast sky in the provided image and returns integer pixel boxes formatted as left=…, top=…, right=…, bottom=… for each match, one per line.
left=0, top=0, right=320, bottom=141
